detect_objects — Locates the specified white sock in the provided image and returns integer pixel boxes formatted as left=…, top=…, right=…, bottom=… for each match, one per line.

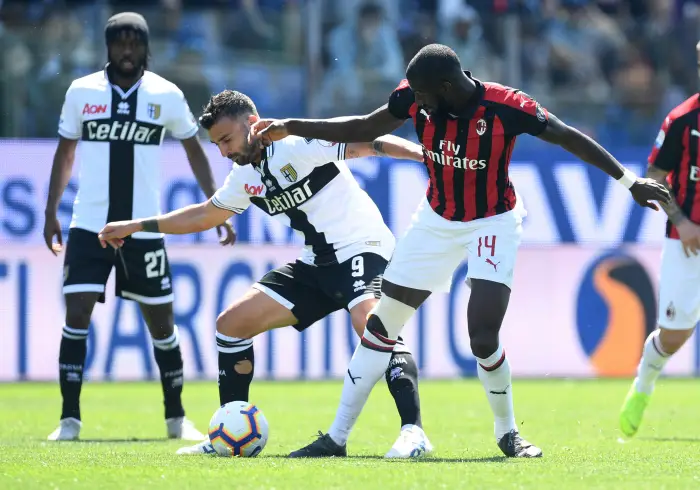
left=476, top=345, right=517, bottom=441
left=634, top=330, right=670, bottom=395
left=327, top=341, right=393, bottom=445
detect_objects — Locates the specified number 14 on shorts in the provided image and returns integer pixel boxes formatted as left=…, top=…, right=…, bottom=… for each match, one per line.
left=477, top=235, right=497, bottom=257
left=476, top=235, right=501, bottom=273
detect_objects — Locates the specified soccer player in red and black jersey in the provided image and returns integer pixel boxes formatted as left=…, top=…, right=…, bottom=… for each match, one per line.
left=252, top=44, right=670, bottom=458
left=620, top=42, right=700, bottom=438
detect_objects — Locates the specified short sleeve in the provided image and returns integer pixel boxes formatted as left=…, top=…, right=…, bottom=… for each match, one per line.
left=507, top=90, right=549, bottom=136
left=288, top=137, right=347, bottom=165
left=166, top=89, right=199, bottom=140
left=211, top=168, right=252, bottom=214
left=648, top=116, right=685, bottom=172
left=57, top=84, right=82, bottom=140
left=492, top=87, right=549, bottom=136
left=387, top=79, right=414, bottom=120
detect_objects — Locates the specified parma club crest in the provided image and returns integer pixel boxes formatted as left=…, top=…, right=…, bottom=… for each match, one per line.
left=147, top=103, right=161, bottom=120
left=280, top=164, right=298, bottom=183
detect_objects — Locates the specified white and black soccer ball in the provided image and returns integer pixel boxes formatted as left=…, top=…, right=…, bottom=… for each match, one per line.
left=208, top=401, right=269, bottom=457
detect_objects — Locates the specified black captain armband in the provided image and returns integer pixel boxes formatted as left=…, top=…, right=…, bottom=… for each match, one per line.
left=141, top=218, right=160, bottom=233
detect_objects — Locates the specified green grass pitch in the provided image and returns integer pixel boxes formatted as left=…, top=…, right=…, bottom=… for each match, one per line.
left=1, top=379, right=699, bottom=489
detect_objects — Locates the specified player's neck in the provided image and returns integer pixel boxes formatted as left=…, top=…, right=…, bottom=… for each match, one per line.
left=251, top=149, right=264, bottom=166
left=449, top=75, right=478, bottom=114
left=107, top=65, right=144, bottom=91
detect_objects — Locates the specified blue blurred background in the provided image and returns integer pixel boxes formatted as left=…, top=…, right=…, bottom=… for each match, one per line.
left=0, top=0, right=698, bottom=148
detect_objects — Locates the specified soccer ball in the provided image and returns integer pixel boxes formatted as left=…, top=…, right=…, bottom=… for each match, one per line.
left=208, top=401, right=269, bottom=457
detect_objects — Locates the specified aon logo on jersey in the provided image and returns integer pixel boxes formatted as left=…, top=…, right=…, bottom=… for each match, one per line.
left=82, top=120, right=164, bottom=145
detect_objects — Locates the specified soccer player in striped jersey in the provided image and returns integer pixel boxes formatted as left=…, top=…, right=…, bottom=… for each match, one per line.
left=97, top=89, right=433, bottom=458
left=252, top=43, right=671, bottom=458
left=44, top=12, right=234, bottom=442
left=620, top=43, right=700, bottom=436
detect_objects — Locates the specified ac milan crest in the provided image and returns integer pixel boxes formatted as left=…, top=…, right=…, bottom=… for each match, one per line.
left=476, top=119, right=487, bottom=136
left=666, top=302, right=675, bottom=321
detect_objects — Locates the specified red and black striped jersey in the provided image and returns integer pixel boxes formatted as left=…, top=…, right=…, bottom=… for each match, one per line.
left=388, top=73, right=549, bottom=222
left=648, top=94, right=700, bottom=239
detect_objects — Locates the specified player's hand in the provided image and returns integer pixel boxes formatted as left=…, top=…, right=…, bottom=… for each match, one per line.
left=98, top=221, right=139, bottom=249
left=43, top=212, right=63, bottom=256
left=249, top=117, right=289, bottom=147
left=629, top=177, right=672, bottom=211
left=676, top=220, right=700, bottom=257
left=216, top=221, right=236, bottom=246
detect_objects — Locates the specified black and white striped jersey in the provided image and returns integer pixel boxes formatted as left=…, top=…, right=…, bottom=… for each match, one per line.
left=212, top=137, right=395, bottom=265
left=58, top=67, right=198, bottom=239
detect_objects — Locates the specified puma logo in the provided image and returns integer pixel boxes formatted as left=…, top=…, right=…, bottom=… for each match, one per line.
left=486, top=258, right=500, bottom=272
left=347, top=369, right=362, bottom=384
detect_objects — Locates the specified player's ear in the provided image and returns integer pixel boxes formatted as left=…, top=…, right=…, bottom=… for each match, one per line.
left=248, top=114, right=259, bottom=125
left=440, top=80, right=451, bottom=94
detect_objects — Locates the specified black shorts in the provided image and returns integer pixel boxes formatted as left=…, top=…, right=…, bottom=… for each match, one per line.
left=255, top=252, right=388, bottom=331
left=62, top=228, right=173, bottom=304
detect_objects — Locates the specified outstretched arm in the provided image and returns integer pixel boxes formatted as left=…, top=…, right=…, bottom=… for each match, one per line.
left=251, top=105, right=406, bottom=145
left=537, top=114, right=671, bottom=209
left=181, top=137, right=236, bottom=245
left=98, top=201, right=234, bottom=248
left=345, top=135, right=423, bottom=162
left=537, top=114, right=627, bottom=179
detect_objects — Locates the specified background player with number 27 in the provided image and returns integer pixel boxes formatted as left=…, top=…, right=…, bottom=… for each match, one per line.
left=252, top=44, right=671, bottom=458
left=43, top=12, right=234, bottom=442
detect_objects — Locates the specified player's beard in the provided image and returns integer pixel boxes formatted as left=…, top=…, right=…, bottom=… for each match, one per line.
left=110, top=56, right=145, bottom=79
left=229, top=140, right=262, bottom=165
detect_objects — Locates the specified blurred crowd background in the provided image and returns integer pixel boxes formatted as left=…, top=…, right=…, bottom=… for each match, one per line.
left=1, top=0, right=700, bottom=148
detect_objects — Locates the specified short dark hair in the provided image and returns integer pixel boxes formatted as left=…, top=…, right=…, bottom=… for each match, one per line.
left=199, top=90, right=258, bottom=130
left=406, top=44, right=462, bottom=83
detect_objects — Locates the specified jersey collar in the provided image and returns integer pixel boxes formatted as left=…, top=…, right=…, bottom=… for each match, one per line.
left=251, top=143, right=274, bottom=169
left=447, top=71, right=484, bottom=120
left=103, top=63, right=144, bottom=100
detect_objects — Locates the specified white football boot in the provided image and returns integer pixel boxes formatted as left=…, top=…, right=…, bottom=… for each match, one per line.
left=176, top=439, right=217, bottom=456
left=166, top=417, right=206, bottom=440
left=47, top=417, right=82, bottom=441
left=384, top=424, right=434, bottom=459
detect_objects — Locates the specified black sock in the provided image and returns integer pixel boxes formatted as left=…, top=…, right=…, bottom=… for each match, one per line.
left=59, top=325, right=89, bottom=420
left=152, top=328, right=185, bottom=420
left=216, top=332, right=255, bottom=406
left=385, top=338, right=422, bottom=428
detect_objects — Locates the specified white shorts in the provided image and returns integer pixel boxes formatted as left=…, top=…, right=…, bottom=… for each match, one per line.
left=657, top=237, right=700, bottom=330
left=383, top=197, right=526, bottom=293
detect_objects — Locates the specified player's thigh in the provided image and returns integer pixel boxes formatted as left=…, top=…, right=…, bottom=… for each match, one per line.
left=62, top=228, right=114, bottom=303
left=217, top=287, right=299, bottom=339
left=383, top=220, right=465, bottom=294
left=464, top=213, right=523, bottom=289
left=117, top=238, right=174, bottom=305
left=253, top=261, right=340, bottom=333
left=319, top=252, right=388, bottom=336
left=657, top=237, right=700, bottom=333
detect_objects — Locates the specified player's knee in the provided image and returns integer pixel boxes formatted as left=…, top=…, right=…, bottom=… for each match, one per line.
left=659, top=327, right=694, bottom=354
left=365, top=296, right=415, bottom=340
left=349, top=300, right=376, bottom=337
left=470, top=334, right=500, bottom=360
left=216, top=309, right=254, bottom=339
left=64, top=298, right=95, bottom=331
